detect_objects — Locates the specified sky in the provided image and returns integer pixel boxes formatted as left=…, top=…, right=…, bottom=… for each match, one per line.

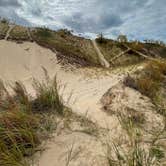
left=0, top=0, right=166, bottom=41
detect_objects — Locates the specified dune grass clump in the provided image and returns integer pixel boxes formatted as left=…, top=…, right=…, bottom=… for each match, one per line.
left=0, top=81, right=40, bottom=165
left=124, top=60, right=166, bottom=117
left=124, top=60, right=166, bottom=101
left=0, top=110, right=40, bottom=166
left=106, top=115, right=164, bottom=166
left=32, top=76, right=64, bottom=114
left=0, top=74, right=64, bottom=165
left=106, top=141, right=159, bottom=166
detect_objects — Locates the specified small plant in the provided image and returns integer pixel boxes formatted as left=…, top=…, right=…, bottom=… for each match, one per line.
left=32, top=76, right=64, bottom=114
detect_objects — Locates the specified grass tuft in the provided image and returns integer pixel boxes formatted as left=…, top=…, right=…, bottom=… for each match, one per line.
left=0, top=74, right=64, bottom=165
left=124, top=60, right=166, bottom=116
left=32, top=76, right=64, bottom=114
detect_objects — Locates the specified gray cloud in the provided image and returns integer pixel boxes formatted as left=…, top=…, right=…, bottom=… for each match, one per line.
left=0, top=0, right=166, bottom=41
left=62, top=12, right=123, bottom=33
left=0, top=0, right=21, bottom=7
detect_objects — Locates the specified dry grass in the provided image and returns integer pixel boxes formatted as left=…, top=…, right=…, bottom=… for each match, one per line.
left=127, top=42, right=144, bottom=51
left=96, top=39, right=124, bottom=62
left=32, top=27, right=100, bottom=66
left=96, top=39, right=144, bottom=67
left=32, top=77, right=64, bottom=114
left=124, top=60, right=166, bottom=97
left=9, top=25, right=30, bottom=41
left=124, top=60, right=166, bottom=116
left=0, top=74, right=64, bottom=165
left=106, top=114, right=165, bottom=166
left=0, top=81, right=40, bottom=165
left=106, top=141, right=160, bottom=166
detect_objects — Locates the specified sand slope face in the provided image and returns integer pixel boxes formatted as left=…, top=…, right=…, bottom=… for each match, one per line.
left=0, top=40, right=58, bottom=82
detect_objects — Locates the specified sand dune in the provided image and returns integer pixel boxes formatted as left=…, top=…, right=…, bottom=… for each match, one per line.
left=1, top=40, right=160, bottom=166
left=0, top=40, right=122, bottom=165
left=0, top=40, right=122, bottom=128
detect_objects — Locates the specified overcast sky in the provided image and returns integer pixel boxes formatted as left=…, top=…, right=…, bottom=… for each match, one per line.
left=0, top=0, right=165, bottom=41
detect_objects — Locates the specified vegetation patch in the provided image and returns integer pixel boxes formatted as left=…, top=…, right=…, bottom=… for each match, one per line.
left=95, top=37, right=145, bottom=67
left=32, top=27, right=100, bottom=66
left=124, top=60, right=166, bottom=116
left=106, top=114, right=166, bottom=166
left=32, top=77, right=63, bottom=114
left=0, top=21, right=9, bottom=39
left=0, top=74, right=64, bottom=166
left=9, top=25, right=30, bottom=41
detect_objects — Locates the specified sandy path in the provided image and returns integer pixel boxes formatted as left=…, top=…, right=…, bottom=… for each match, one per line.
left=0, top=40, right=136, bottom=166
left=92, top=40, right=110, bottom=68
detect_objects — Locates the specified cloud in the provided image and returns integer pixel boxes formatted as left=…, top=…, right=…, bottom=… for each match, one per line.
left=0, top=0, right=21, bottom=7
left=62, top=11, right=123, bottom=33
left=0, top=0, right=166, bottom=41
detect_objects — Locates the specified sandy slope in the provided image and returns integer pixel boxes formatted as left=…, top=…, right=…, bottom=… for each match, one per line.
left=0, top=40, right=124, bottom=165
left=1, top=40, right=161, bottom=166
left=0, top=40, right=124, bottom=128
